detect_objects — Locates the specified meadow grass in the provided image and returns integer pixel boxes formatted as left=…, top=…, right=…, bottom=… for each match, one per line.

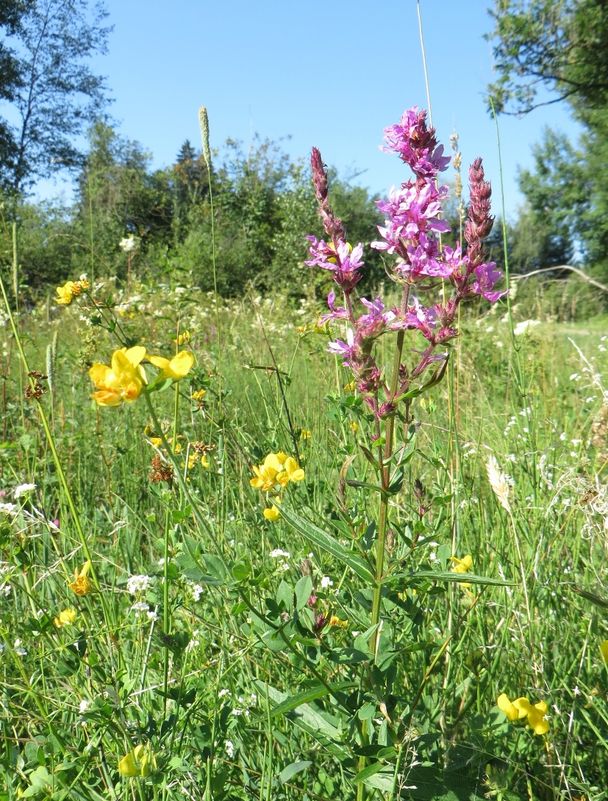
left=1, top=279, right=608, bottom=800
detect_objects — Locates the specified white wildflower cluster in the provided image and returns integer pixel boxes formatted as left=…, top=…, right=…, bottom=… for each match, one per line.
left=119, top=235, right=138, bottom=253
left=269, top=548, right=290, bottom=572
left=230, top=692, right=257, bottom=717
left=513, top=319, right=541, bottom=337
left=126, top=574, right=154, bottom=595
left=189, top=582, right=204, bottom=602
left=320, top=576, right=334, bottom=589
left=13, top=483, right=36, bottom=499
left=461, top=442, right=477, bottom=460
left=0, top=562, right=13, bottom=598
left=14, top=639, right=27, bottom=656
left=130, top=601, right=159, bottom=622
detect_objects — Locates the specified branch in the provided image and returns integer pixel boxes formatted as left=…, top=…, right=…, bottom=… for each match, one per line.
left=512, top=265, right=608, bottom=295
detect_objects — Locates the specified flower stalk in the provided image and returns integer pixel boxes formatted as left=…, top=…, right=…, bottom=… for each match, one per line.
left=306, top=107, right=504, bottom=796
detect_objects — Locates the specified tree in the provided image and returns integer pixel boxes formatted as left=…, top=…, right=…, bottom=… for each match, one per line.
left=487, top=0, right=608, bottom=275
left=0, top=0, right=111, bottom=194
left=172, top=140, right=209, bottom=241
left=76, top=121, right=174, bottom=279
left=486, top=0, right=608, bottom=117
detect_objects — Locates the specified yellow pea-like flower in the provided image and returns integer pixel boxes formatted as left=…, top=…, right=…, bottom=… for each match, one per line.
left=69, top=561, right=93, bottom=596
left=89, top=346, right=147, bottom=407
left=118, top=743, right=156, bottom=777
left=148, top=350, right=194, bottom=380
left=54, top=608, right=77, bottom=628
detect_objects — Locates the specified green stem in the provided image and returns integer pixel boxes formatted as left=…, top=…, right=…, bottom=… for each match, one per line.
left=0, top=277, right=110, bottom=625
left=359, top=314, right=409, bottom=801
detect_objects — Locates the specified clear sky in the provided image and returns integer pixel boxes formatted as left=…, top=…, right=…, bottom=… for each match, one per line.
left=41, top=0, right=580, bottom=220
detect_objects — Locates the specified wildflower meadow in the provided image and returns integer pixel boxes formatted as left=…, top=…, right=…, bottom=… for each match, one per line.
left=2, top=97, right=608, bottom=801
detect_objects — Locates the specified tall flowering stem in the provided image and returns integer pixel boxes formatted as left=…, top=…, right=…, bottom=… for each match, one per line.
left=306, top=107, right=504, bottom=781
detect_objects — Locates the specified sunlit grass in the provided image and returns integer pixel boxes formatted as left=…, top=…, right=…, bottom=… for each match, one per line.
left=1, top=278, right=608, bottom=800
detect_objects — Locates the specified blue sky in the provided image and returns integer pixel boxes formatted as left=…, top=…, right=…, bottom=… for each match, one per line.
left=41, top=0, right=580, bottom=219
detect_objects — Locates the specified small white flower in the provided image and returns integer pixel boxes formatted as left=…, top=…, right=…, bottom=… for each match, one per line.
left=218, top=688, right=230, bottom=698
left=131, top=601, right=151, bottom=614
left=320, top=576, right=333, bottom=589
left=126, top=574, right=153, bottom=595
left=79, top=699, right=92, bottom=714
left=513, top=319, right=541, bottom=336
left=269, top=548, right=290, bottom=559
left=189, top=582, right=204, bottom=602
left=14, top=483, right=36, bottom=499
left=225, top=740, right=235, bottom=758
left=14, top=638, right=27, bottom=656
left=119, top=235, right=137, bottom=253
left=0, top=503, right=17, bottom=515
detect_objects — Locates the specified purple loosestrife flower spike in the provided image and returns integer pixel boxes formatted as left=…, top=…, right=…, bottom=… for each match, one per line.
left=305, top=107, right=505, bottom=419
left=465, top=157, right=494, bottom=269
left=382, top=107, right=450, bottom=178
left=310, top=147, right=346, bottom=243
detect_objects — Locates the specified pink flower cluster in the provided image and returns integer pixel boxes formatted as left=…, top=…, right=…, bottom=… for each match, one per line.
left=306, top=108, right=504, bottom=418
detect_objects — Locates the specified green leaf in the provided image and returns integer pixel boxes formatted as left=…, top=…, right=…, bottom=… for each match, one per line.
left=257, top=681, right=349, bottom=759
left=353, top=762, right=393, bottom=790
left=295, top=575, right=313, bottom=611
left=386, top=570, right=515, bottom=588
left=268, top=681, right=353, bottom=718
left=279, top=505, right=373, bottom=583
left=571, top=584, right=608, bottom=610
left=278, top=760, right=312, bottom=784
left=231, top=560, right=251, bottom=582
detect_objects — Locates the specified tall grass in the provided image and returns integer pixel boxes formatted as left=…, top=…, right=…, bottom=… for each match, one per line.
left=0, top=271, right=607, bottom=799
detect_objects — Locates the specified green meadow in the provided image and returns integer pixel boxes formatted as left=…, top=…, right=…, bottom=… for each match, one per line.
left=1, top=274, right=608, bottom=800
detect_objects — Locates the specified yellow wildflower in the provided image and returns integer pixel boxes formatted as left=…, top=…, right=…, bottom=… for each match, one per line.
left=69, top=561, right=93, bottom=596
left=263, top=505, right=281, bottom=522
left=56, top=281, right=78, bottom=305
left=192, top=388, right=207, bottom=402
left=89, top=346, right=147, bottom=407
left=118, top=743, right=156, bottom=778
left=148, top=350, right=195, bottom=380
left=350, top=421, right=359, bottom=433
left=451, top=554, right=473, bottom=574
left=276, top=455, right=305, bottom=487
left=329, top=615, right=349, bottom=629
left=344, top=381, right=356, bottom=392
left=54, top=608, right=77, bottom=628
left=600, top=640, right=608, bottom=664
left=497, top=693, right=526, bottom=721
left=174, top=330, right=191, bottom=346
left=299, top=429, right=312, bottom=441
left=250, top=452, right=305, bottom=492
left=55, top=278, right=89, bottom=305
left=497, top=693, right=549, bottom=735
